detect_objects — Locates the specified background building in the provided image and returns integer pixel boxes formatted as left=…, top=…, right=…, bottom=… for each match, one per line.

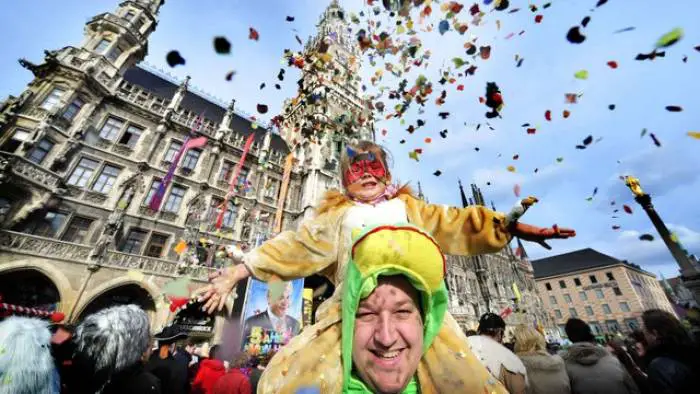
left=444, top=182, right=557, bottom=339
left=532, top=248, right=676, bottom=339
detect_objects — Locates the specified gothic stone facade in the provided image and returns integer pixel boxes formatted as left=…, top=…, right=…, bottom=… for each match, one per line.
left=0, top=0, right=305, bottom=338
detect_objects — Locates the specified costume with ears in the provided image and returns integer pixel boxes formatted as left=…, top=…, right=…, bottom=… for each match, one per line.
left=242, top=185, right=515, bottom=393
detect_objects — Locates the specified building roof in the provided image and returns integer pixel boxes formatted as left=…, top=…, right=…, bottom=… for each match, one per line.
left=531, top=248, right=652, bottom=279
left=122, top=66, right=290, bottom=154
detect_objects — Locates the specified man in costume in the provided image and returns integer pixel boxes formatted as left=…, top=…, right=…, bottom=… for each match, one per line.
left=199, top=140, right=575, bottom=392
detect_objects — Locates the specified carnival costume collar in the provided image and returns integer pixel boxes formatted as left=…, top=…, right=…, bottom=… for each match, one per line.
left=350, top=183, right=399, bottom=206
left=341, top=224, right=449, bottom=393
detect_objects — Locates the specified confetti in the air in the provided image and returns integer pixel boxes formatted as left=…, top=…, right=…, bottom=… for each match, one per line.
left=507, top=165, right=516, bottom=172
left=513, top=184, right=521, bottom=197
left=574, top=70, right=589, bottom=80
left=623, top=205, right=633, bottom=214
left=606, top=61, right=618, bottom=69
left=213, top=36, right=231, bottom=54
left=225, top=70, right=236, bottom=81
left=545, top=110, right=552, bottom=121
left=687, top=132, right=700, bottom=139
left=608, top=104, right=616, bottom=110
left=433, top=170, right=442, bottom=176
left=650, top=133, right=662, bottom=147
left=665, top=105, right=683, bottom=112
left=249, top=27, right=260, bottom=41
left=656, top=27, right=684, bottom=48
left=257, top=104, right=269, bottom=114
left=639, top=234, right=655, bottom=242
left=166, top=50, right=185, bottom=67
left=566, top=26, right=586, bottom=44
left=286, top=16, right=295, bottom=22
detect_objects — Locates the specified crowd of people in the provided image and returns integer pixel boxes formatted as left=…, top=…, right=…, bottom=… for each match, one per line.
left=463, top=310, right=700, bottom=394
left=0, top=304, right=274, bottom=394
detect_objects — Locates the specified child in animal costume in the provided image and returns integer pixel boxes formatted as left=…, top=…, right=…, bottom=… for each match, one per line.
left=199, top=140, right=575, bottom=392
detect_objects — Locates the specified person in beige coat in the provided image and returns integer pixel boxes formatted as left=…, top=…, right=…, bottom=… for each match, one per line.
left=514, top=325, right=571, bottom=394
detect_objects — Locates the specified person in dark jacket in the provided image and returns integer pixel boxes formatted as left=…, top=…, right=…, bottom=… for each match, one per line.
left=192, top=344, right=227, bottom=394
left=72, top=305, right=160, bottom=394
left=641, top=309, right=700, bottom=394
left=146, top=325, right=188, bottom=394
left=562, top=318, right=639, bottom=394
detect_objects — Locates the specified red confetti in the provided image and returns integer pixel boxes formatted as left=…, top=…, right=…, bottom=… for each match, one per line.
left=425, top=137, right=432, bottom=143
left=414, top=148, right=423, bottom=154
left=563, top=110, right=571, bottom=118
left=457, top=84, right=465, bottom=91
left=623, top=205, right=633, bottom=214
left=535, top=14, right=543, bottom=23
left=381, top=129, right=388, bottom=136
left=249, top=27, right=260, bottom=41
left=607, top=60, right=618, bottom=69
left=527, top=128, right=537, bottom=134
left=545, top=110, right=552, bottom=121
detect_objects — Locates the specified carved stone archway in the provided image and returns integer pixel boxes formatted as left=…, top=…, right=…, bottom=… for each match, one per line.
left=73, top=276, right=160, bottom=323
left=0, top=260, right=73, bottom=313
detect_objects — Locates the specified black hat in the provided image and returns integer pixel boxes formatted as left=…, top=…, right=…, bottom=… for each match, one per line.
left=478, top=313, right=506, bottom=333
left=154, top=325, right=188, bottom=344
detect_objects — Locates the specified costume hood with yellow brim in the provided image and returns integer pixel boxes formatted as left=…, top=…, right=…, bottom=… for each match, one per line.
left=341, top=224, right=449, bottom=393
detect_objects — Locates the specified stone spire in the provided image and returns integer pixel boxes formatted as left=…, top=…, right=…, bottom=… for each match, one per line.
left=458, top=179, right=469, bottom=208
left=417, top=181, right=425, bottom=200
left=167, top=75, right=190, bottom=111
left=215, top=98, right=236, bottom=140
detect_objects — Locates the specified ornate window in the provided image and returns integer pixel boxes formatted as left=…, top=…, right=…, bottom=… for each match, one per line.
left=144, top=233, right=168, bottom=258
left=91, top=164, right=121, bottom=194
left=181, top=149, right=201, bottom=172
left=124, top=10, right=136, bottom=21
left=144, top=179, right=161, bottom=206
left=107, top=45, right=123, bottom=62
left=563, top=294, right=573, bottom=304
left=163, top=185, right=186, bottom=213
left=218, top=161, right=233, bottom=182
left=595, top=289, right=605, bottom=299
left=164, top=140, right=182, bottom=163
left=585, top=306, right=594, bottom=316
left=222, top=201, right=237, bottom=228
left=99, top=117, right=125, bottom=141
left=602, top=304, right=612, bottom=314
left=120, top=228, right=147, bottom=254
left=67, top=157, right=99, bottom=187
left=26, top=138, right=54, bottom=164
left=60, top=216, right=94, bottom=244
left=118, top=125, right=143, bottom=148
left=1, top=128, right=30, bottom=153
left=94, top=38, right=111, bottom=54
left=40, top=88, right=66, bottom=111
left=579, top=291, right=588, bottom=301
left=21, top=211, right=68, bottom=238
left=619, top=302, right=630, bottom=312
left=62, top=97, right=84, bottom=120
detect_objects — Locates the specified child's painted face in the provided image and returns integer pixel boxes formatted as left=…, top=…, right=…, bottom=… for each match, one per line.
left=344, top=151, right=390, bottom=202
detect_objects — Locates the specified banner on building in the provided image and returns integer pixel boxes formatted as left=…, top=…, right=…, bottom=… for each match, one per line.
left=216, top=133, right=255, bottom=229
left=240, top=278, right=304, bottom=356
left=274, top=153, right=295, bottom=233
left=302, top=288, right=313, bottom=328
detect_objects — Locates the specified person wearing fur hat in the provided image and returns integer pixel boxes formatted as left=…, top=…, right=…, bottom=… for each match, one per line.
left=71, top=304, right=160, bottom=394
left=199, top=140, right=575, bottom=392
left=0, top=316, right=60, bottom=394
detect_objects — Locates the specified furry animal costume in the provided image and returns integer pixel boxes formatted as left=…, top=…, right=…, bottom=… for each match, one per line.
left=242, top=186, right=511, bottom=393
left=0, top=316, right=59, bottom=394
left=72, top=305, right=151, bottom=393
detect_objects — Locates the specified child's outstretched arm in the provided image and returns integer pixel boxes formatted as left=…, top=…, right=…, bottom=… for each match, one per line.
left=400, top=193, right=512, bottom=256
left=400, top=194, right=575, bottom=256
left=199, top=208, right=344, bottom=313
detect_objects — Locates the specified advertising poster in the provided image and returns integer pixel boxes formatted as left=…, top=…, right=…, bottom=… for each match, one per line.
left=302, top=288, right=313, bottom=328
left=240, top=278, right=304, bottom=356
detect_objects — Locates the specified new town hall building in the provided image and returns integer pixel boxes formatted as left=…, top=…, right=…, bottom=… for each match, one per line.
left=0, top=0, right=554, bottom=340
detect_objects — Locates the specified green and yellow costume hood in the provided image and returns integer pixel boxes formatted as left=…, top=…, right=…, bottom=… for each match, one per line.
left=341, top=224, right=449, bottom=393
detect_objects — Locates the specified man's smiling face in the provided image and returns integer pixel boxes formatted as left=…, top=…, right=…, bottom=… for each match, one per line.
left=352, top=276, right=424, bottom=394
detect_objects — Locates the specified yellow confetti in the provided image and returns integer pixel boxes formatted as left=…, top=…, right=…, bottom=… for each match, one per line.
left=687, top=131, right=700, bottom=139
left=507, top=165, right=516, bottom=172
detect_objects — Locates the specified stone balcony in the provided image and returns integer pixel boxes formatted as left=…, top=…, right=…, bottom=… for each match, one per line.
left=0, top=152, right=64, bottom=193
left=0, top=230, right=214, bottom=281
left=56, top=47, right=120, bottom=89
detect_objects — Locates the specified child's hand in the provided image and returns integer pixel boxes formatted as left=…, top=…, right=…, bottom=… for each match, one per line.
left=196, top=264, right=251, bottom=314
left=511, top=223, right=576, bottom=250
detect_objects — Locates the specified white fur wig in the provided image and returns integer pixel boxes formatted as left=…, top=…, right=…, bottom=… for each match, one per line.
left=0, top=316, right=59, bottom=394
left=73, top=305, right=150, bottom=388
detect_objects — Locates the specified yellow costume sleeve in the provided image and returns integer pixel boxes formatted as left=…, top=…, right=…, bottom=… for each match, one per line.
left=243, top=207, right=344, bottom=282
left=399, top=194, right=511, bottom=256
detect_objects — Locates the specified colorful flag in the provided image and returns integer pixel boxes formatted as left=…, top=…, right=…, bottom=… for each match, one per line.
left=274, top=153, right=295, bottom=233
left=149, top=135, right=207, bottom=211
left=216, top=133, right=256, bottom=229
left=512, top=282, right=522, bottom=303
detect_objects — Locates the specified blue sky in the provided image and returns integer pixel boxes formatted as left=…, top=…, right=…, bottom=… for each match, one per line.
left=2, top=0, right=699, bottom=278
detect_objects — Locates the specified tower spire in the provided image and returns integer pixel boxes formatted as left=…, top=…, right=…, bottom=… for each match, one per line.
left=417, top=181, right=425, bottom=200
left=458, top=179, right=469, bottom=208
